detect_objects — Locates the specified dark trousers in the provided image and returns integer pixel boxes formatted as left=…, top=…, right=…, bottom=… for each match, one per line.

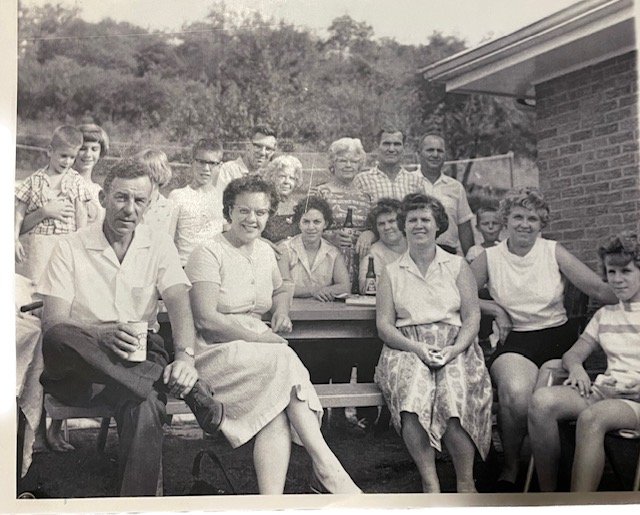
left=40, top=323, right=169, bottom=497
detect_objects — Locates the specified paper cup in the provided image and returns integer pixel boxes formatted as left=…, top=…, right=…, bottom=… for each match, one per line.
left=126, top=321, right=148, bottom=362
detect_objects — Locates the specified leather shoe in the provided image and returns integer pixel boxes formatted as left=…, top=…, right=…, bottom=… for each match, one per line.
left=183, top=380, right=224, bottom=434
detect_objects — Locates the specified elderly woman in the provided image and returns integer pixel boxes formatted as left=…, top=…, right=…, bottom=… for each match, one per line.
left=262, top=155, right=303, bottom=243
left=185, top=176, right=360, bottom=495
left=470, top=187, right=617, bottom=491
left=375, top=193, right=492, bottom=493
left=315, top=138, right=372, bottom=292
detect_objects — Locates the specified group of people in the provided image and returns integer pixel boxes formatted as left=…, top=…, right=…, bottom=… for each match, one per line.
left=14, top=122, right=640, bottom=496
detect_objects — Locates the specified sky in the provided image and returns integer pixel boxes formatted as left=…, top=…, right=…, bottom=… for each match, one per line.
left=22, top=0, right=584, bottom=47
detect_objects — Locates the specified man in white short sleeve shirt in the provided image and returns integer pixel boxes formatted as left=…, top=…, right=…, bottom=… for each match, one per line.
left=37, top=160, right=223, bottom=496
left=416, top=133, right=475, bottom=256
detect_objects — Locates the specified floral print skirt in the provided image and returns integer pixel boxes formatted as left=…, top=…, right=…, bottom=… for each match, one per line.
left=374, top=322, right=493, bottom=459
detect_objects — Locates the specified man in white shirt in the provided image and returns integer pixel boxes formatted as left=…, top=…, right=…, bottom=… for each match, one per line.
left=416, top=133, right=475, bottom=256
left=38, top=159, right=223, bottom=496
left=169, top=139, right=225, bottom=265
left=217, top=125, right=278, bottom=193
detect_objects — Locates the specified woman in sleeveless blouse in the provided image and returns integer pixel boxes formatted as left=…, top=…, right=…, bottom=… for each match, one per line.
left=375, top=193, right=492, bottom=493
left=470, top=187, right=617, bottom=491
left=185, top=176, right=360, bottom=495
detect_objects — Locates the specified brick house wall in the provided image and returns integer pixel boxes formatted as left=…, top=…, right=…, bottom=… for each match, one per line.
left=535, top=51, right=639, bottom=271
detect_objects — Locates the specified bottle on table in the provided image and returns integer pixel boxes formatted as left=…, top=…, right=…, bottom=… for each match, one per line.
left=364, top=256, right=377, bottom=296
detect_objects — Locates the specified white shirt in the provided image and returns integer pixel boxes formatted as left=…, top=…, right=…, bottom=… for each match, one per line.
left=169, top=185, right=224, bottom=266
left=386, top=246, right=463, bottom=328
left=485, top=238, right=567, bottom=331
left=37, top=223, right=189, bottom=331
left=217, top=157, right=249, bottom=194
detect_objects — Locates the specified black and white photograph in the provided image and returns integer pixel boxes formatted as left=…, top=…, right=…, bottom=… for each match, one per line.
left=3, top=0, right=640, bottom=511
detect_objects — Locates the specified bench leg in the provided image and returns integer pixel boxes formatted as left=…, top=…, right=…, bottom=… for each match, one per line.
left=97, top=417, right=110, bottom=453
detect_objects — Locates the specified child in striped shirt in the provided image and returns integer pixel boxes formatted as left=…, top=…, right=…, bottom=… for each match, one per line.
left=528, top=231, right=640, bottom=491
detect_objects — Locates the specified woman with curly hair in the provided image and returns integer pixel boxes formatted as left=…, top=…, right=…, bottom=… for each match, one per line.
left=185, top=176, right=360, bottom=494
left=375, top=193, right=492, bottom=492
left=314, top=138, right=372, bottom=292
left=470, top=187, right=617, bottom=491
left=262, top=155, right=303, bottom=243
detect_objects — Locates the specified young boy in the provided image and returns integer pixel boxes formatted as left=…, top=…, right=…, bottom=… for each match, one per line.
left=465, top=206, right=502, bottom=263
left=15, top=125, right=91, bottom=283
left=528, top=232, right=640, bottom=492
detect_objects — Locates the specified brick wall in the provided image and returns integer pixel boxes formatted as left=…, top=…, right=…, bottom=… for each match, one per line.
left=535, top=51, right=640, bottom=270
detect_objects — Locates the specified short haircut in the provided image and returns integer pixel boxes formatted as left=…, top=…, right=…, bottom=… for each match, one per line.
left=191, top=138, right=223, bottom=160
left=251, top=125, right=277, bottom=139
left=292, top=195, right=334, bottom=228
left=50, top=125, right=83, bottom=150
left=498, top=187, right=550, bottom=228
left=397, top=193, right=449, bottom=238
left=327, top=137, right=367, bottom=169
left=366, top=198, right=402, bottom=239
left=419, top=132, right=446, bottom=151
left=222, top=175, right=279, bottom=223
left=264, top=155, right=303, bottom=189
left=377, top=127, right=406, bottom=145
left=475, top=206, right=500, bottom=223
left=135, top=148, right=172, bottom=188
left=102, top=159, right=150, bottom=194
left=598, top=231, right=640, bottom=275
left=77, top=123, right=109, bottom=156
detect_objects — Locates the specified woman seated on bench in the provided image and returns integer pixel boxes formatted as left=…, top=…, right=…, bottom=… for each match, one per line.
left=469, top=187, right=618, bottom=491
left=529, top=231, right=640, bottom=491
left=184, top=176, right=360, bottom=495
left=375, top=193, right=493, bottom=493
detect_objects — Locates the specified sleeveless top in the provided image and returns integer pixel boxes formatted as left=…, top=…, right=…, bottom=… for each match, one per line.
left=386, top=247, right=463, bottom=328
left=486, top=238, right=567, bottom=331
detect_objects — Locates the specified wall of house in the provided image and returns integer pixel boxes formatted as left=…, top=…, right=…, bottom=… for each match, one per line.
left=535, top=51, right=639, bottom=270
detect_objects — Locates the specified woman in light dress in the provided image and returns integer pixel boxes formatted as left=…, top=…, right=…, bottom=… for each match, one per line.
left=185, top=175, right=360, bottom=495
left=375, top=193, right=492, bottom=493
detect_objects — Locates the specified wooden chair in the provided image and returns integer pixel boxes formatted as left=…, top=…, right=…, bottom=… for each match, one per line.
left=523, top=362, right=640, bottom=492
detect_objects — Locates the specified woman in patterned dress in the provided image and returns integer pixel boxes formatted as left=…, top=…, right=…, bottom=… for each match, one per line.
left=185, top=176, right=360, bottom=495
left=314, top=138, right=372, bottom=293
left=375, top=193, right=492, bottom=493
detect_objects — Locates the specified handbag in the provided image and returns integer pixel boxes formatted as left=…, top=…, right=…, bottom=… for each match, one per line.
left=188, top=449, right=237, bottom=495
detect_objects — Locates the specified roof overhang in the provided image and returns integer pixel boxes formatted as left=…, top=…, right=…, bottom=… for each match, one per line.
left=420, top=0, right=637, bottom=99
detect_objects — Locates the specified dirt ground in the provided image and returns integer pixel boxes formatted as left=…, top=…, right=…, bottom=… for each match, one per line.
left=18, top=415, right=638, bottom=499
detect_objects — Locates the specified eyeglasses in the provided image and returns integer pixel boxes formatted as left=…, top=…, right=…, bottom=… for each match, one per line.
left=335, top=158, right=362, bottom=166
left=251, top=142, right=276, bottom=153
left=194, top=158, right=222, bottom=167
left=233, top=205, right=270, bottom=218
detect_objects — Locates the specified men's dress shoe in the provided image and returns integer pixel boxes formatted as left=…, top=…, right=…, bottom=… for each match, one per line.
left=183, top=380, right=224, bottom=434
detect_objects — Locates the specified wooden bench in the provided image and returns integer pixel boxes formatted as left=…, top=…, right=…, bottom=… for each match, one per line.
left=44, top=382, right=386, bottom=451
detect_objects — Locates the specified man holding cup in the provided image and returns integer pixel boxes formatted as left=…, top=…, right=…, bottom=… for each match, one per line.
left=37, top=159, right=224, bottom=496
